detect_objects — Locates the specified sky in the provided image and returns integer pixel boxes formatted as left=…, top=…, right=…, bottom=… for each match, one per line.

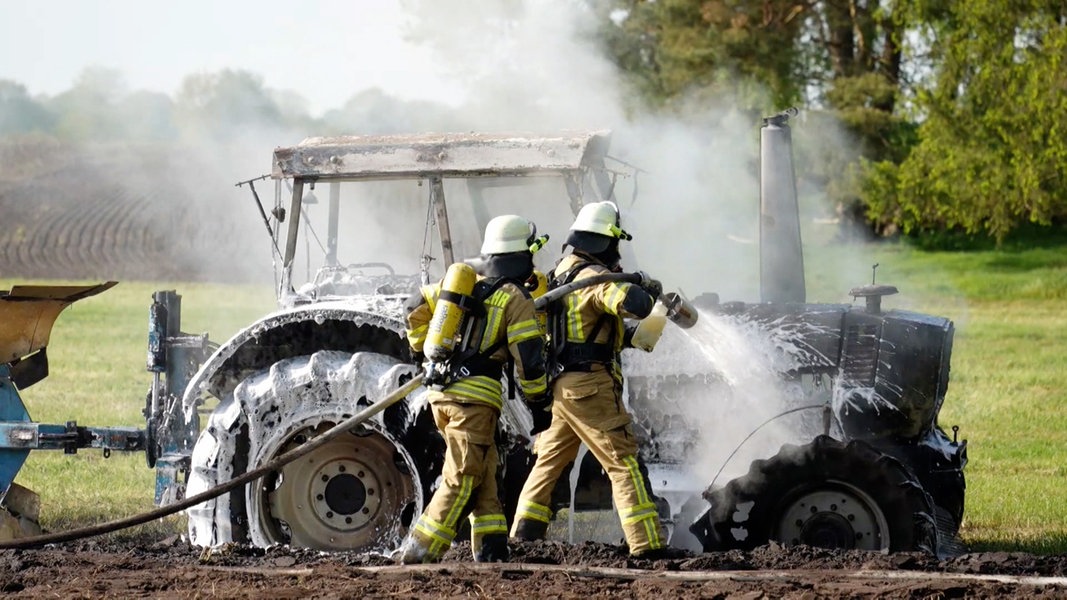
left=1, top=0, right=462, bottom=116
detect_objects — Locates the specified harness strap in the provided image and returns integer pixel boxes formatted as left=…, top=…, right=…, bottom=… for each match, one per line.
left=447, top=277, right=524, bottom=390
left=547, top=261, right=617, bottom=373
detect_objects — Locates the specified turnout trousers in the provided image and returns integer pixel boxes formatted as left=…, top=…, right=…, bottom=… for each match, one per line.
left=401, top=398, right=508, bottom=562
left=510, top=369, right=666, bottom=555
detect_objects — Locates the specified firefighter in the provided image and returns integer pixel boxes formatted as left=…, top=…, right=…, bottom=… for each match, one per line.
left=398, top=214, right=549, bottom=564
left=510, top=201, right=669, bottom=558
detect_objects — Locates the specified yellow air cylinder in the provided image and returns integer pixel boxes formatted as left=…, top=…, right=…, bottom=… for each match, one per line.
left=424, top=262, right=477, bottom=362
left=528, top=270, right=549, bottom=334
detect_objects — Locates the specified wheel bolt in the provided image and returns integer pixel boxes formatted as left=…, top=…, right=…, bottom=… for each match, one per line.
left=830, top=504, right=838, bottom=511
left=345, top=517, right=353, bottom=525
left=321, top=475, right=329, bottom=482
left=338, top=465, right=346, bottom=473
left=316, top=494, right=324, bottom=501
left=326, top=511, right=334, bottom=519
left=362, top=507, right=370, bottom=514
left=358, top=470, right=365, bottom=478
left=810, top=506, right=817, bottom=514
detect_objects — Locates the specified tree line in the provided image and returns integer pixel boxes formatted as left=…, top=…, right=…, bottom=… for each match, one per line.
left=598, top=0, right=1067, bottom=242
left=3, top=1, right=1065, bottom=243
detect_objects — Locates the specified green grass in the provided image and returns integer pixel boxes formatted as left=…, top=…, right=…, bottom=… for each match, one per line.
left=2, top=279, right=274, bottom=539
left=805, top=237, right=1067, bottom=553
left=4, top=235, right=1067, bottom=553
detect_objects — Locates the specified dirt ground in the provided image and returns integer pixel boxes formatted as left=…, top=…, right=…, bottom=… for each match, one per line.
left=0, top=536, right=1065, bottom=599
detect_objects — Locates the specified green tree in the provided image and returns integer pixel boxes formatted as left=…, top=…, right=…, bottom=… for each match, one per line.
left=597, top=1, right=916, bottom=236
left=0, top=80, right=55, bottom=135
left=864, top=1, right=1067, bottom=241
left=49, top=67, right=128, bottom=141
left=118, top=91, right=178, bottom=142
left=598, top=0, right=809, bottom=111
left=173, top=70, right=289, bottom=140
left=321, top=88, right=461, bottom=135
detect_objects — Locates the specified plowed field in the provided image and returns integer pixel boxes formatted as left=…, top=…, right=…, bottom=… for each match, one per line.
left=0, top=139, right=267, bottom=282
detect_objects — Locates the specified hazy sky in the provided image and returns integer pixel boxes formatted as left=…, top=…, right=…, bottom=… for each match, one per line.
left=1, top=0, right=462, bottom=116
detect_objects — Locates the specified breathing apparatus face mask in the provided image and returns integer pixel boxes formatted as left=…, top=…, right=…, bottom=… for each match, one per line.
left=592, top=238, right=622, bottom=272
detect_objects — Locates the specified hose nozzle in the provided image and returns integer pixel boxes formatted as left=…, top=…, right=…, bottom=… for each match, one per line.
left=662, top=292, right=698, bottom=329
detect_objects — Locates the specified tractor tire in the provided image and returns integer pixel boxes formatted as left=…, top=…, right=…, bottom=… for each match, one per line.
left=186, top=350, right=423, bottom=552
left=691, top=435, right=938, bottom=554
left=667, top=493, right=709, bottom=552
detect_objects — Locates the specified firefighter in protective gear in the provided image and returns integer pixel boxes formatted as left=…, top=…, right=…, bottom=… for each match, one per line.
left=510, top=201, right=669, bottom=558
left=398, top=214, right=549, bottom=564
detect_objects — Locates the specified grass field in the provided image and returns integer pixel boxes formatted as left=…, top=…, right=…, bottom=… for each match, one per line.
left=4, top=237, right=1067, bottom=552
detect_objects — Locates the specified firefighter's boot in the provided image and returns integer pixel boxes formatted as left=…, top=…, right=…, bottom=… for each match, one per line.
left=511, top=517, right=549, bottom=541
left=474, top=533, right=510, bottom=562
left=396, top=535, right=432, bottom=565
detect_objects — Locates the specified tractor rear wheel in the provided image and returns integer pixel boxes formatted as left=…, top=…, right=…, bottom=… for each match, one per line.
left=692, top=435, right=938, bottom=554
left=186, top=350, right=422, bottom=552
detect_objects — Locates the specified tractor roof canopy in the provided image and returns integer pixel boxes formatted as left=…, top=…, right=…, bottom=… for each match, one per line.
left=271, top=131, right=613, bottom=181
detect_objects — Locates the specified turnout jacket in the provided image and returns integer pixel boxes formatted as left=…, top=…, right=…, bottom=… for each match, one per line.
left=550, top=253, right=656, bottom=383
left=406, top=277, right=548, bottom=409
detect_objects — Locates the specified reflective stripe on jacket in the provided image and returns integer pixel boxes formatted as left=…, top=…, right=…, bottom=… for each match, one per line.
left=553, top=253, right=649, bottom=381
left=406, top=276, right=547, bottom=408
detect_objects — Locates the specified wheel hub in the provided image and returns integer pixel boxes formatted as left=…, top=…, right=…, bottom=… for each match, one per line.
left=308, top=458, right=380, bottom=529
left=799, top=511, right=855, bottom=548
left=266, top=424, right=416, bottom=551
left=324, top=473, right=366, bottom=515
left=775, top=483, right=889, bottom=551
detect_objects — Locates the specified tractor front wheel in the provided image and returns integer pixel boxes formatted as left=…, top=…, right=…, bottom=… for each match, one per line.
left=691, top=435, right=938, bottom=554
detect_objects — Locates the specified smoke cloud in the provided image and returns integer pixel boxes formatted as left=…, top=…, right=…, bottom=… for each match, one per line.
left=368, top=0, right=771, bottom=300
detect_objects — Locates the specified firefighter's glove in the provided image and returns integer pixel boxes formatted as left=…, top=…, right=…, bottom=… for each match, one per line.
left=636, top=271, right=663, bottom=301
left=526, top=397, right=553, bottom=435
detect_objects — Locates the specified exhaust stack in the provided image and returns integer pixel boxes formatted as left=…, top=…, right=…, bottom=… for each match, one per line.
left=759, top=108, right=805, bottom=303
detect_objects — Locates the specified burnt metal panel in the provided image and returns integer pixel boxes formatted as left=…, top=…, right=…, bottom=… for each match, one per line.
left=271, top=131, right=612, bottom=180
left=726, top=302, right=848, bottom=372
left=841, top=322, right=880, bottom=386
left=836, top=310, right=954, bottom=441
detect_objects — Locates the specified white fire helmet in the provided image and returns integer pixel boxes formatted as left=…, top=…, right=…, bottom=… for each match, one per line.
left=481, top=215, right=541, bottom=255
left=569, top=201, right=632, bottom=240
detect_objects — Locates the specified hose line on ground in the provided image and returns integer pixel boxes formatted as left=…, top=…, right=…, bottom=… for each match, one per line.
left=0, top=272, right=644, bottom=549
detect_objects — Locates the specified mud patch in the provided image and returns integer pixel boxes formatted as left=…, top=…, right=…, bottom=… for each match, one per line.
left=1, top=537, right=1065, bottom=598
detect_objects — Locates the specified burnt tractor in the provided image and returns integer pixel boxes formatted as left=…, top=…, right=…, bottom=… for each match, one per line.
left=143, top=115, right=965, bottom=557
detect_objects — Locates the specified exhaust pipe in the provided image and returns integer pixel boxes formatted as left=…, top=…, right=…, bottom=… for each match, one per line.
left=759, top=108, right=805, bottom=303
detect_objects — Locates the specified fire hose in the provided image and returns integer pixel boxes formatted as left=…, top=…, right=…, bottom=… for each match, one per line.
left=0, top=271, right=692, bottom=549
